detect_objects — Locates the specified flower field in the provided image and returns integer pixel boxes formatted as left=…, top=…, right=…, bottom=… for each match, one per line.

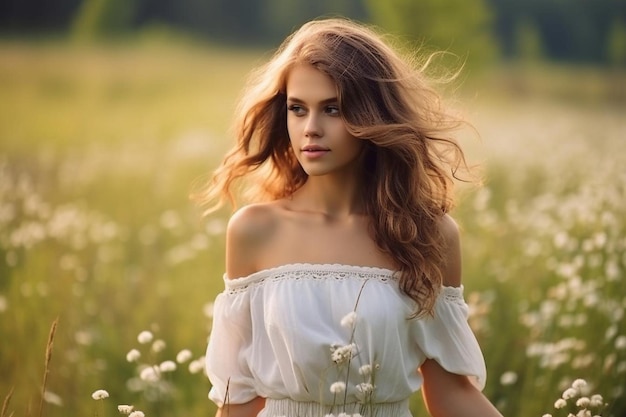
left=0, top=38, right=624, bottom=417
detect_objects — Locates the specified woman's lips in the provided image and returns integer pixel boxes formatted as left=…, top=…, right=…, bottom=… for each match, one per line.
left=301, top=147, right=330, bottom=159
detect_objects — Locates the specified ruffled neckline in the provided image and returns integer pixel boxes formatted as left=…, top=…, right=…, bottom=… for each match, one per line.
left=222, top=263, right=464, bottom=297
left=226, top=262, right=394, bottom=280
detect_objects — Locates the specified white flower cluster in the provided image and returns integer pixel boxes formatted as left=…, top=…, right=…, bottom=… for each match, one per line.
left=330, top=381, right=346, bottom=394
left=126, top=348, right=141, bottom=362
left=355, top=382, right=374, bottom=396
left=327, top=307, right=379, bottom=414
left=91, top=389, right=109, bottom=400
left=137, top=330, right=153, bottom=344
left=176, top=348, right=192, bottom=363
left=330, top=343, right=357, bottom=365
left=91, top=390, right=145, bottom=416
left=543, top=378, right=606, bottom=417
left=117, top=405, right=134, bottom=414
left=340, top=311, right=357, bottom=328
left=126, top=329, right=206, bottom=384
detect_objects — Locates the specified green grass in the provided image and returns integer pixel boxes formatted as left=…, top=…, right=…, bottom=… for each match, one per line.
left=0, top=37, right=624, bottom=417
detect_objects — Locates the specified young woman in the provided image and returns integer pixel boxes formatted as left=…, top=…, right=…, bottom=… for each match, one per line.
left=199, top=18, right=503, bottom=417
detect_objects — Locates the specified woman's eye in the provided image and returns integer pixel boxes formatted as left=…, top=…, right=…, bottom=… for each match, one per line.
left=287, top=105, right=306, bottom=116
left=325, top=106, right=340, bottom=116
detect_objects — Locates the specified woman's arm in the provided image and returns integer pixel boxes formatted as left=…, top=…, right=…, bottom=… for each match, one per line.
left=216, top=396, right=266, bottom=417
left=421, top=215, right=502, bottom=416
left=210, top=206, right=275, bottom=417
left=420, top=359, right=502, bottom=417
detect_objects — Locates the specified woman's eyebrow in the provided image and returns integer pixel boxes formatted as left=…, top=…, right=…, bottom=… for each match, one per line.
left=286, top=96, right=338, bottom=105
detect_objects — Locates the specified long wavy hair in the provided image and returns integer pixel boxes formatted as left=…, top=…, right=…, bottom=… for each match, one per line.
left=195, top=18, right=473, bottom=317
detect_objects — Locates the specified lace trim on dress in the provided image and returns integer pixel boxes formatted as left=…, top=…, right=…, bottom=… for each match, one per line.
left=222, top=263, right=466, bottom=305
left=224, top=263, right=395, bottom=294
left=440, top=285, right=465, bottom=306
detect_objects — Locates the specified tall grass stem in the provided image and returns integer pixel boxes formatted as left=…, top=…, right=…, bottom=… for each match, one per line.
left=38, top=318, right=59, bottom=417
left=1, top=387, right=14, bottom=417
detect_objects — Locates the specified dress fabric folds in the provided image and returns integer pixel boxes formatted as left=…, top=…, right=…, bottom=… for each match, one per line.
left=206, top=263, right=486, bottom=416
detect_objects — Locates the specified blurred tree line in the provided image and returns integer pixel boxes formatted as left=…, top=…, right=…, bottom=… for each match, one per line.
left=0, top=0, right=624, bottom=65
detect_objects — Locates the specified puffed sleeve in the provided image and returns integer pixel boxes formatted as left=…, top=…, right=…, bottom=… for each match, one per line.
left=411, top=285, right=487, bottom=390
left=205, top=283, right=258, bottom=406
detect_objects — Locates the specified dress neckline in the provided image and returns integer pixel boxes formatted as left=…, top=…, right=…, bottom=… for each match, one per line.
left=223, top=263, right=395, bottom=287
left=221, top=262, right=464, bottom=298
left=226, top=262, right=395, bottom=280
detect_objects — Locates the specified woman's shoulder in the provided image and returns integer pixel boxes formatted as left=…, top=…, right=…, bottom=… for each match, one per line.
left=228, top=202, right=282, bottom=233
left=225, top=202, right=284, bottom=279
left=437, top=213, right=462, bottom=287
left=438, top=213, right=460, bottom=242
left=226, top=202, right=285, bottom=249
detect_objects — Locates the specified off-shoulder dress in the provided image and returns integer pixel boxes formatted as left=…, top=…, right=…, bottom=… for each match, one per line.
left=205, top=263, right=486, bottom=417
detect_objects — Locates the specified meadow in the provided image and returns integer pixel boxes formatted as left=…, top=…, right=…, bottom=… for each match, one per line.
left=0, top=34, right=625, bottom=417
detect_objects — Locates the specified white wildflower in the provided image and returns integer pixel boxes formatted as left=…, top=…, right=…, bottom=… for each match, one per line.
left=129, top=411, right=145, bottom=417
left=137, top=330, right=153, bottom=344
left=189, top=358, right=205, bottom=374
left=563, top=387, right=578, bottom=399
left=330, top=381, right=346, bottom=394
left=589, top=394, right=603, bottom=407
left=542, top=414, right=552, bottom=417
left=126, top=349, right=141, bottom=362
left=554, top=398, right=567, bottom=409
left=91, top=389, right=109, bottom=400
left=572, top=378, right=587, bottom=390
left=159, top=360, right=177, bottom=372
left=576, top=410, right=591, bottom=417
left=151, top=339, right=166, bottom=353
left=176, top=349, right=192, bottom=363
left=499, top=371, right=518, bottom=386
left=615, top=335, right=626, bottom=350
left=340, top=311, right=357, bottom=328
left=356, top=382, right=374, bottom=395
left=330, top=343, right=357, bottom=364
left=358, top=364, right=372, bottom=376
left=118, top=405, right=134, bottom=414
left=43, top=391, right=63, bottom=406
left=576, top=397, right=590, bottom=407
left=139, top=366, right=160, bottom=382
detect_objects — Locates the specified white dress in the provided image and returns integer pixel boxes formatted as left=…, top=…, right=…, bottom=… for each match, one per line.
left=205, top=263, right=486, bottom=417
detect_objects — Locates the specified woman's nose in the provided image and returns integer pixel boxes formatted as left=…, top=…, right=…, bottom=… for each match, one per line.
left=304, top=113, right=322, bottom=137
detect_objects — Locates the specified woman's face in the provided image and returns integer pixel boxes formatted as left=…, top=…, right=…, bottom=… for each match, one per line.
left=285, top=64, right=365, bottom=178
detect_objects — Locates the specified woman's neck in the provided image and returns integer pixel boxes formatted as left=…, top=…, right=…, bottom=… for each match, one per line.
left=290, top=175, right=365, bottom=219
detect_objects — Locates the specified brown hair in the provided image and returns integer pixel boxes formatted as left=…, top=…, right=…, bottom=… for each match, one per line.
left=195, top=18, right=473, bottom=316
